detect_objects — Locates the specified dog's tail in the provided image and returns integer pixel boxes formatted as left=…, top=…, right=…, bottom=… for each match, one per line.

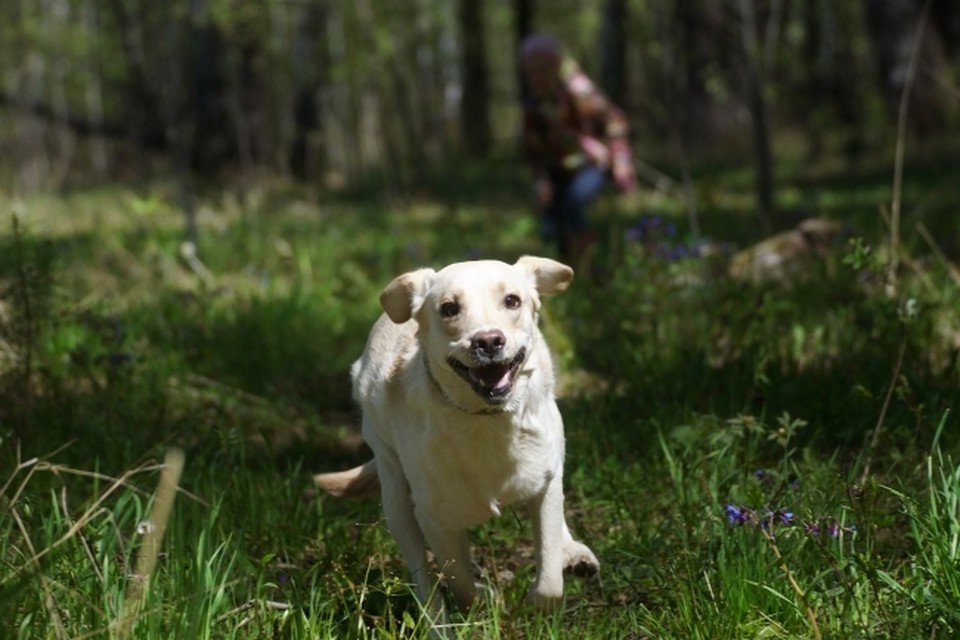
left=314, top=460, right=380, bottom=499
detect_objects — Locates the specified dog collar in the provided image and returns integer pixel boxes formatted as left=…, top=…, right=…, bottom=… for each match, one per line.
left=422, top=354, right=507, bottom=416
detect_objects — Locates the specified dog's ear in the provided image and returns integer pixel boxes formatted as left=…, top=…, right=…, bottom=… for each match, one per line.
left=380, top=268, right=436, bottom=323
left=515, top=256, right=574, bottom=295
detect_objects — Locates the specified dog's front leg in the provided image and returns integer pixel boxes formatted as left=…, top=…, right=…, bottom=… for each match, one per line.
left=374, top=452, right=446, bottom=622
left=418, top=515, right=476, bottom=611
left=527, top=471, right=567, bottom=609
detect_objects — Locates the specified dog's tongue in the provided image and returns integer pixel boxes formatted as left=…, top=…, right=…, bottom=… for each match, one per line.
left=470, top=363, right=512, bottom=390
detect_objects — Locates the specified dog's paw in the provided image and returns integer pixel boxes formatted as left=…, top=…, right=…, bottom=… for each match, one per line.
left=562, top=541, right=599, bottom=577
left=525, top=587, right=564, bottom=612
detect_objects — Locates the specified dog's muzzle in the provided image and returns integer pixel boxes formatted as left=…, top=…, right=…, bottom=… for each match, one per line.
left=448, top=347, right=527, bottom=404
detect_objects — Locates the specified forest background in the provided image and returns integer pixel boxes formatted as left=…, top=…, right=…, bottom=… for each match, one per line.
left=1, top=1, right=960, bottom=638
left=3, top=0, right=959, bottom=220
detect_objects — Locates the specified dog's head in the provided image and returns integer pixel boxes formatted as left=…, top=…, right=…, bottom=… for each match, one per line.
left=379, top=256, right=573, bottom=411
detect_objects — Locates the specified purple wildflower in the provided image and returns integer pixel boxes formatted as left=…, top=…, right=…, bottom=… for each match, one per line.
left=725, top=504, right=742, bottom=524
left=723, top=503, right=854, bottom=540
left=667, top=244, right=689, bottom=261
left=625, top=215, right=671, bottom=244
left=625, top=215, right=706, bottom=262
left=725, top=504, right=749, bottom=525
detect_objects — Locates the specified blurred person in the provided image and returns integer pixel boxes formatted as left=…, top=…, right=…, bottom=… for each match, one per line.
left=520, top=33, right=636, bottom=267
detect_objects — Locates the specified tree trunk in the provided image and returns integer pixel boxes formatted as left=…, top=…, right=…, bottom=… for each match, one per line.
left=49, top=0, right=77, bottom=190
left=291, top=2, right=328, bottom=180
left=458, top=0, right=491, bottom=155
left=864, top=0, right=947, bottom=133
left=163, top=2, right=196, bottom=245
left=674, top=0, right=717, bottom=141
left=103, top=0, right=169, bottom=152
left=386, top=6, right=429, bottom=184
left=514, top=0, right=534, bottom=100
left=186, top=6, right=231, bottom=174
left=413, top=1, right=445, bottom=165
left=599, top=0, right=627, bottom=105
left=83, top=0, right=108, bottom=175
left=738, top=0, right=774, bottom=232
left=926, top=0, right=960, bottom=58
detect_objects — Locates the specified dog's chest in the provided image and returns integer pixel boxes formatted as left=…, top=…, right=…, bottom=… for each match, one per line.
left=415, top=410, right=562, bottom=527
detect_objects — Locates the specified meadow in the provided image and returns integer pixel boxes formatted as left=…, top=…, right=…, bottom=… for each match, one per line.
left=1, top=147, right=959, bottom=638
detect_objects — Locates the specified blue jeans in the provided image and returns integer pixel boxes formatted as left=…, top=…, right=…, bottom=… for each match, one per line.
left=541, top=164, right=607, bottom=253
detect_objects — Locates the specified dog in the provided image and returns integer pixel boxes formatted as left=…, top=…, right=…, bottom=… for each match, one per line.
left=314, top=256, right=598, bottom=619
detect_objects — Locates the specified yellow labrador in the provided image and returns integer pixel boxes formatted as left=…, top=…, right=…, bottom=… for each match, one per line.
left=314, top=256, right=598, bottom=616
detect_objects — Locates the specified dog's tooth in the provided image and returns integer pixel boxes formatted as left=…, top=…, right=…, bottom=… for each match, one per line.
left=469, top=368, right=489, bottom=387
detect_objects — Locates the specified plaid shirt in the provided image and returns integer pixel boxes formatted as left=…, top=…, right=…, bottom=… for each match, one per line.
left=522, top=59, right=632, bottom=181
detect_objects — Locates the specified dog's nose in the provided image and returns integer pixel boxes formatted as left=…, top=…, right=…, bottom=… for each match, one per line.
left=471, top=330, right=506, bottom=357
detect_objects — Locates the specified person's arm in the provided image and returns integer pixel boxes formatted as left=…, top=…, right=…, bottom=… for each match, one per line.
left=565, top=62, right=636, bottom=192
left=605, top=105, right=636, bottom=193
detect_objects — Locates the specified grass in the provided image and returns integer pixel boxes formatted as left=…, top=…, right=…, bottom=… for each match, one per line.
left=1, top=147, right=959, bottom=638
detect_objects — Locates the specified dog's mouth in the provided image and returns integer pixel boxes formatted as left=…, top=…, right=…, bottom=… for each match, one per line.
left=448, top=348, right=526, bottom=404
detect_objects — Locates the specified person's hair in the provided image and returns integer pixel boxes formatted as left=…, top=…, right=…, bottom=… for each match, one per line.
left=519, top=33, right=561, bottom=65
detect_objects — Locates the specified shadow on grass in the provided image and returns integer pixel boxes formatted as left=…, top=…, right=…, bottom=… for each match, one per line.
left=556, top=267, right=959, bottom=469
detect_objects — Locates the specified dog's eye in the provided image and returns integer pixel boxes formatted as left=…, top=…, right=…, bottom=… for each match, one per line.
left=440, top=301, right=460, bottom=318
left=504, top=294, right=521, bottom=310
